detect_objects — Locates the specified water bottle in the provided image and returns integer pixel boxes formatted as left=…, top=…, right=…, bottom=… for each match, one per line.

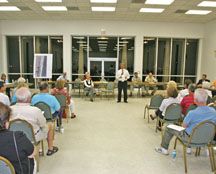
left=171, top=150, right=177, bottom=160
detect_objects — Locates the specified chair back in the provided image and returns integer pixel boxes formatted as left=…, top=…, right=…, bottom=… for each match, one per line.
left=0, top=156, right=15, bottom=174
left=207, top=96, right=213, bottom=104
left=186, top=104, right=197, bottom=115
left=189, top=121, right=216, bottom=145
left=34, top=102, right=53, bottom=121
left=107, top=82, right=115, bottom=91
left=74, top=78, right=82, bottom=88
left=149, top=95, right=164, bottom=109
left=55, top=94, right=67, bottom=107
left=212, top=96, right=216, bottom=103
left=164, top=103, right=182, bottom=121
left=9, top=119, right=36, bottom=144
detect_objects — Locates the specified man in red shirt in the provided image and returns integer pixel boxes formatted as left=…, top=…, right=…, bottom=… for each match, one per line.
left=181, top=84, right=196, bottom=116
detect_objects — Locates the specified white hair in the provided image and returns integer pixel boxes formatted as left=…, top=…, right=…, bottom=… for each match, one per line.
left=194, top=88, right=208, bottom=103
left=17, top=77, right=26, bottom=83
left=202, top=81, right=211, bottom=89
left=16, top=87, right=31, bottom=103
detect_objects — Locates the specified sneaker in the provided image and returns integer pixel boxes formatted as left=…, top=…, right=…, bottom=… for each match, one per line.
left=155, top=147, right=169, bottom=155
left=55, top=126, right=59, bottom=131
left=60, top=127, right=64, bottom=133
left=187, top=148, right=192, bottom=154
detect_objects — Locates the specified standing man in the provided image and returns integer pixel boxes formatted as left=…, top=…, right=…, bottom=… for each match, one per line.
left=197, top=74, right=210, bottom=87
left=57, top=72, right=68, bottom=81
left=116, top=63, right=130, bottom=103
left=0, top=81, right=10, bottom=106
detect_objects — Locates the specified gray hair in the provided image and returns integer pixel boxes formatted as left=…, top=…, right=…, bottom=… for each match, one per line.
left=188, top=84, right=196, bottom=93
left=194, top=88, right=208, bottom=104
left=16, top=87, right=31, bottom=103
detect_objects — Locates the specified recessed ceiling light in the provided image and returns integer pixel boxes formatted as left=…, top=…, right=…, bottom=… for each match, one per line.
left=0, top=6, right=20, bottom=11
left=42, top=6, right=67, bottom=11
left=145, top=0, right=174, bottom=5
left=90, top=0, right=117, bottom=3
left=91, top=7, right=115, bottom=11
left=198, top=1, right=216, bottom=7
left=140, top=8, right=164, bottom=13
left=0, top=0, right=8, bottom=2
left=185, top=10, right=211, bottom=15
left=35, top=0, right=62, bottom=2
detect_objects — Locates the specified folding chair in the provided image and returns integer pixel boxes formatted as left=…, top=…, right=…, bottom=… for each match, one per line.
left=0, top=156, right=15, bottom=174
left=55, top=94, right=69, bottom=123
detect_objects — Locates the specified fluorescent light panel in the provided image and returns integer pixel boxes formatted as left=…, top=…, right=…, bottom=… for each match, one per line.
left=91, top=7, right=115, bottom=11
left=140, top=8, right=164, bottom=13
left=35, top=0, right=62, bottom=2
left=145, top=0, right=174, bottom=5
left=198, top=1, right=216, bottom=7
left=186, top=10, right=211, bottom=15
left=42, top=6, right=67, bottom=11
left=0, top=0, right=8, bottom=2
left=90, top=0, right=117, bottom=3
left=0, top=6, right=20, bottom=11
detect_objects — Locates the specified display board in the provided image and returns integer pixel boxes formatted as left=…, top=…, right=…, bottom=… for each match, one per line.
left=33, top=54, right=53, bottom=79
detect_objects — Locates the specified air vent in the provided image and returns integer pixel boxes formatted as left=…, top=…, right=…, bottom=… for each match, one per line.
left=17, top=6, right=31, bottom=11
left=131, top=0, right=145, bottom=3
left=175, top=9, right=187, bottom=14
left=67, top=6, right=79, bottom=11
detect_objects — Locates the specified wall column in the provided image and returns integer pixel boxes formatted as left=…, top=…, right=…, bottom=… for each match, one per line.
left=78, top=43, right=84, bottom=79
left=63, top=34, right=71, bottom=81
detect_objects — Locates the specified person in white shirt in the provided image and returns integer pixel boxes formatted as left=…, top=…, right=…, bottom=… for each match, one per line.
left=57, top=72, right=67, bottom=81
left=11, top=87, right=58, bottom=156
left=83, top=72, right=96, bottom=102
left=177, top=79, right=192, bottom=102
left=116, top=63, right=130, bottom=103
left=150, top=87, right=180, bottom=131
left=130, top=72, right=142, bottom=96
left=202, top=81, right=212, bottom=98
left=0, top=81, right=10, bottom=106
left=145, top=72, right=158, bottom=95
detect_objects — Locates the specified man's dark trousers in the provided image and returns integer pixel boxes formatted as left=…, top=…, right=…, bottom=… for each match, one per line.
left=118, top=81, right=128, bottom=102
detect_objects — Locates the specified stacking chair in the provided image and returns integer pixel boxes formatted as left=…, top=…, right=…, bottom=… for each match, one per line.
left=144, top=94, right=164, bottom=123
left=9, top=119, right=40, bottom=172
left=0, top=156, right=15, bottom=174
left=173, top=121, right=216, bottom=173
left=156, top=103, right=182, bottom=133
left=55, top=94, right=69, bottom=123
left=101, top=82, right=115, bottom=99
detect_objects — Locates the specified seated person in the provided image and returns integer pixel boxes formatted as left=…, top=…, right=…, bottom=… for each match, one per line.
left=150, top=87, right=180, bottom=130
left=202, top=81, right=212, bottom=98
left=11, top=87, right=58, bottom=156
left=11, top=77, right=28, bottom=104
left=0, top=102, right=36, bottom=174
left=31, top=83, right=62, bottom=130
left=0, top=81, right=10, bottom=106
left=155, top=88, right=216, bottom=155
left=180, top=84, right=196, bottom=116
left=83, top=72, right=95, bottom=102
left=197, top=74, right=210, bottom=87
left=130, top=72, right=142, bottom=96
left=51, top=80, right=76, bottom=119
left=177, top=79, right=192, bottom=102
left=1, top=73, right=10, bottom=98
left=167, top=80, right=177, bottom=89
left=145, top=72, right=157, bottom=95
left=57, top=72, right=68, bottom=81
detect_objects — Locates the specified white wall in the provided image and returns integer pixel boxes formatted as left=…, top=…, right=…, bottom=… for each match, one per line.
left=202, top=20, right=216, bottom=81
left=0, top=21, right=2, bottom=73
left=0, top=20, right=205, bottom=80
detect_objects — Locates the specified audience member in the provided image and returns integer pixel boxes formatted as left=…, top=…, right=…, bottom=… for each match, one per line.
left=145, top=72, right=158, bottom=95
left=180, top=84, right=196, bottom=116
left=84, top=72, right=96, bottom=102
left=167, top=80, right=177, bottom=89
left=11, top=87, right=58, bottom=156
left=150, top=87, right=179, bottom=130
left=1, top=73, right=11, bottom=98
left=177, top=79, right=192, bottom=102
left=0, top=102, right=36, bottom=174
left=155, top=88, right=216, bottom=155
left=31, top=83, right=62, bottom=130
left=202, top=81, right=212, bottom=98
left=116, top=63, right=130, bottom=103
left=0, top=81, right=10, bottom=106
left=51, top=80, right=76, bottom=119
left=57, top=72, right=68, bottom=81
left=130, top=72, right=142, bottom=96
left=197, top=74, right=210, bottom=87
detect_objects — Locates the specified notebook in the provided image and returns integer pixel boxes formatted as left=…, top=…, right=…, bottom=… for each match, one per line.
left=167, top=124, right=185, bottom=132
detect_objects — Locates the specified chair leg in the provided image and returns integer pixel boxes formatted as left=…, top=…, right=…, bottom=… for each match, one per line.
left=195, top=148, right=199, bottom=157
left=183, top=145, right=188, bottom=173
left=35, top=145, right=40, bottom=172
left=144, top=106, right=147, bottom=119
left=174, top=137, right=178, bottom=150
left=155, top=117, right=158, bottom=133
left=41, top=140, right=44, bottom=156
left=211, top=146, right=216, bottom=172
left=147, top=108, right=150, bottom=123
left=208, top=146, right=214, bottom=172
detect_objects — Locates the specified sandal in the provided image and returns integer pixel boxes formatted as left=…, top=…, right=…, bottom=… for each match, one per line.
left=47, top=146, right=59, bottom=156
left=71, top=114, right=76, bottom=119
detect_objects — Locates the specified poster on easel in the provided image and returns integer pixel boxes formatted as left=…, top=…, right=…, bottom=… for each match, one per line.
left=33, top=54, right=53, bottom=79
